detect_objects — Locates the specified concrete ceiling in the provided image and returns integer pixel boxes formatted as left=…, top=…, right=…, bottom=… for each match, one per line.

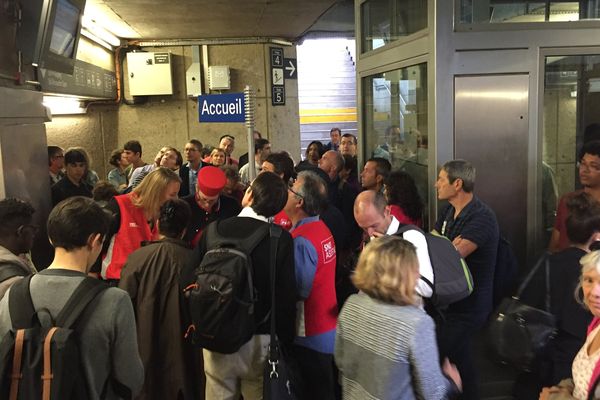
left=86, top=0, right=355, bottom=41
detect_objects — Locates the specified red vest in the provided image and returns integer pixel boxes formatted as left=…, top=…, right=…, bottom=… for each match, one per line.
left=292, top=220, right=338, bottom=336
left=273, top=210, right=292, bottom=231
left=101, top=194, right=157, bottom=280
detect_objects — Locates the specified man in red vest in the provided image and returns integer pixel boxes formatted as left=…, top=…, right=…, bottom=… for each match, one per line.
left=284, top=170, right=338, bottom=400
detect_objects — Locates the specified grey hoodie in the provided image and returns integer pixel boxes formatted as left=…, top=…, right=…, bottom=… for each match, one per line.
left=0, top=245, right=36, bottom=299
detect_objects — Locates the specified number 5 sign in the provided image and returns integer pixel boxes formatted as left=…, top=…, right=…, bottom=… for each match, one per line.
left=272, top=86, right=285, bottom=106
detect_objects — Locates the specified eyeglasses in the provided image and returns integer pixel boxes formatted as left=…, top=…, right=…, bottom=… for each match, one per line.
left=289, top=187, right=303, bottom=199
left=578, top=161, right=600, bottom=173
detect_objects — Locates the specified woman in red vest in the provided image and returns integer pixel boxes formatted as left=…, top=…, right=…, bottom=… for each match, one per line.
left=101, top=167, right=181, bottom=282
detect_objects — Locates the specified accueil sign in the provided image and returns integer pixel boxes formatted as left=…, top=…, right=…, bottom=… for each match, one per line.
left=198, top=93, right=245, bottom=123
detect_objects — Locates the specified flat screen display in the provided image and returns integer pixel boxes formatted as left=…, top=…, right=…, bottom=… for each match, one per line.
left=49, top=0, right=80, bottom=57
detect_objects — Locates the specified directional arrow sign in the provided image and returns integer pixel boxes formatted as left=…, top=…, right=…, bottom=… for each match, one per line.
left=284, top=58, right=297, bottom=80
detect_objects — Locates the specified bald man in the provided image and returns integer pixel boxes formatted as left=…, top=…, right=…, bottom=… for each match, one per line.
left=353, top=190, right=433, bottom=299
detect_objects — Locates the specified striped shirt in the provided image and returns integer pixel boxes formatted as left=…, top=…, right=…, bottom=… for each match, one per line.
left=335, top=292, right=456, bottom=399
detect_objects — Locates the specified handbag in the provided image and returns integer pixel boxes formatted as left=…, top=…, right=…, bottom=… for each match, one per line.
left=485, top=252, right=557, bottom=372
left=262, top=224, right=298, bottom=400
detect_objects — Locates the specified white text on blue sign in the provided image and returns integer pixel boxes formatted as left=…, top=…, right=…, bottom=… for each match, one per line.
left=198, top=93, right=245, bottom=123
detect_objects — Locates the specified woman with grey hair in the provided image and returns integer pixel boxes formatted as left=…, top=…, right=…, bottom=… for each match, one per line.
left=540, top=250, right=600, bottom=399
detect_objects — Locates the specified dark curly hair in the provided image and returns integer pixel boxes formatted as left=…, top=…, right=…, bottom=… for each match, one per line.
left=566, top=192, right=600, bottom=245
left=0, top=198, right=35, bottom=235
left=384, top=170, right=423, bottom=222
left=158, top=199, right=191, bottom=239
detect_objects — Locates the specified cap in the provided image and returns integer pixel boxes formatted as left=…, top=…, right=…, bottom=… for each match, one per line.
left=197, top=166, right=226, bottom=197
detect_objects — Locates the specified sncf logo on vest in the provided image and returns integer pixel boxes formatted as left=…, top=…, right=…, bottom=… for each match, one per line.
left=198, top=93, right=245, bottom=123
left=321, top=236, right=335, bottom=263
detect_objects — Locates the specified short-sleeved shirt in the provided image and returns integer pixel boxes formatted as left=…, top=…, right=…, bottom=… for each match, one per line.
left=434, top=196, right=499, bottom=317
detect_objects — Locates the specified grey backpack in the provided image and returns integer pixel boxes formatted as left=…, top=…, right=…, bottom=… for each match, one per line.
left=395, top=224, right=474, bottom=307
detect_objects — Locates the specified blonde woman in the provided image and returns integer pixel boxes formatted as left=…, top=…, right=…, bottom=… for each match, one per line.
left=101, top=167, right=181, bottom=282
left=335, top=236, right=461, bottom=399
left=209, top=148, right=226, bottom=167
left=540, top=250, right=600, bottom=400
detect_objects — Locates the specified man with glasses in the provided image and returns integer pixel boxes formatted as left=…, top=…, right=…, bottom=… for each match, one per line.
left=283, top=170, right=338, bottom=400
left=182, top=166, right=240, bottom=247
left=47, top=145, right=64, bottom=185
left=550, top=140, right=600, bottom=252
left=0, top=198, right=37, bottom=299
left=179, top=139, right=208, bottom=197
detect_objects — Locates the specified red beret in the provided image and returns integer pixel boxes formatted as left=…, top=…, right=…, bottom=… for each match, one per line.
left=197, top=166, right=226, bottom=197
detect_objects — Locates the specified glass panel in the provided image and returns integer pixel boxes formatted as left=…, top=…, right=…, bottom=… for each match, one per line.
left=459, top=0, right=600, bottom=24
left=361, top=0, right=427, bottom=53
left=363, top=63, right=429, bottom=227
left=540, top=54, right=600, bottom=252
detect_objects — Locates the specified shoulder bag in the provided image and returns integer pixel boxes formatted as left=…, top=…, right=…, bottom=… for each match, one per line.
left=262, top=224, right=298, bottom=399
left=485, top=252, right=557, bottom=372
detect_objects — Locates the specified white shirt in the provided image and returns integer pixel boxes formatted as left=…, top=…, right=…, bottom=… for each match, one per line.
left=238, top=162, right=261, bottom=185
left=238, top=206, right=268, bottom=223
left=573, top=324, right=600, bottom=400
left=385, top=216, right=434, bottom=298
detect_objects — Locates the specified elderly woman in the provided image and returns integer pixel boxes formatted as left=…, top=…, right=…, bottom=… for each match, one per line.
left=540, top=249, right=600, bottom=400
left=335, top=235, right=461, bottom=399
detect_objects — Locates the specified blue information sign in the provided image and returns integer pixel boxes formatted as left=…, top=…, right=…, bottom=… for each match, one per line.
left=198, top=93, right=245, bottom=123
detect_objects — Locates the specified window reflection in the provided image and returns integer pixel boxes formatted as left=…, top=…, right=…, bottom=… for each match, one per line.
left=460, top=0, right=600, bottom=24
left=363, top=63, right=429, bottom=226
left=541, top=54, right=600, bottom=250
left=361, top=0, right=427, bottom=53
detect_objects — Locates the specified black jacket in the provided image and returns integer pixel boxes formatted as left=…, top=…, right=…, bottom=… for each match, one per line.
left=178, top=162, right=209, bottom=198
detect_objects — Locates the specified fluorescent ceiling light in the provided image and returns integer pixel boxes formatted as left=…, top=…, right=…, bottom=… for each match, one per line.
left=43, top=96, right=86, bottom=115
left=83, top=1, right=140, bottom=39
left=81, top=28, right=113, bottom=51
left=81, top=15, right=121, bottom=47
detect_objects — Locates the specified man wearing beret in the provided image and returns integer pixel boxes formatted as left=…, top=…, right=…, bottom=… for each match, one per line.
left=182, top=166, right=241, bottom=247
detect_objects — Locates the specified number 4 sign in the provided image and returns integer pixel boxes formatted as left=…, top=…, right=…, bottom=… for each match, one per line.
left=270, top=47, right=284, bottom=67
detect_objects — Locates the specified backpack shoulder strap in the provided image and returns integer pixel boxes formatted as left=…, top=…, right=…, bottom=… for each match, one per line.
left=8, top=275, right=37, bottom=329
left=240, top=224, right=271, bottom=253
left=395, top=223, right=425, bottom=236
left=0, top=262, right=28, bottom=283
left=55, top=277, right=109, bottom=329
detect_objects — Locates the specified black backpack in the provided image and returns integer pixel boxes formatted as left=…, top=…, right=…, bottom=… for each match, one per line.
left=184, top=221, right=269, bottom=354
left=395, top=224, right=474, bottom=307
left=0, top=275, right=108, bottom=400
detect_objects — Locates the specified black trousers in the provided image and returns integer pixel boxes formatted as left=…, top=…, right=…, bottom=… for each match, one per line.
left=291, top=344, right=336, bottom=400
left=436, top=313, right=486, bottom=400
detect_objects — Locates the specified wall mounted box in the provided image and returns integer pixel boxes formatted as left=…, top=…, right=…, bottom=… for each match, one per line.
left=208, top=65, right=230, bottom=90
left=127, top=52, right=174, bottom=96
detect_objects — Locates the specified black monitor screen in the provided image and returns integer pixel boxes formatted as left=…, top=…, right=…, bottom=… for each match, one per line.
left=49, top=0, right=80, bottom=58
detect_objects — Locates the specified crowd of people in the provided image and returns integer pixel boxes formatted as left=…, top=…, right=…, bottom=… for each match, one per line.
left=2, top=127, right=600, bottom=399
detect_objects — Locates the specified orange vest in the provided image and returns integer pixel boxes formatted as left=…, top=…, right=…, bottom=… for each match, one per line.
left=101, top=194, right=157, bottom=280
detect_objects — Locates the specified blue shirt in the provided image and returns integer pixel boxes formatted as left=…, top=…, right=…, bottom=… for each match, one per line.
left=434, top=196, right=499, bottom=318
left=187, top=163, right=202, bottom=196
left=291, top=215, right=336, bottom=354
